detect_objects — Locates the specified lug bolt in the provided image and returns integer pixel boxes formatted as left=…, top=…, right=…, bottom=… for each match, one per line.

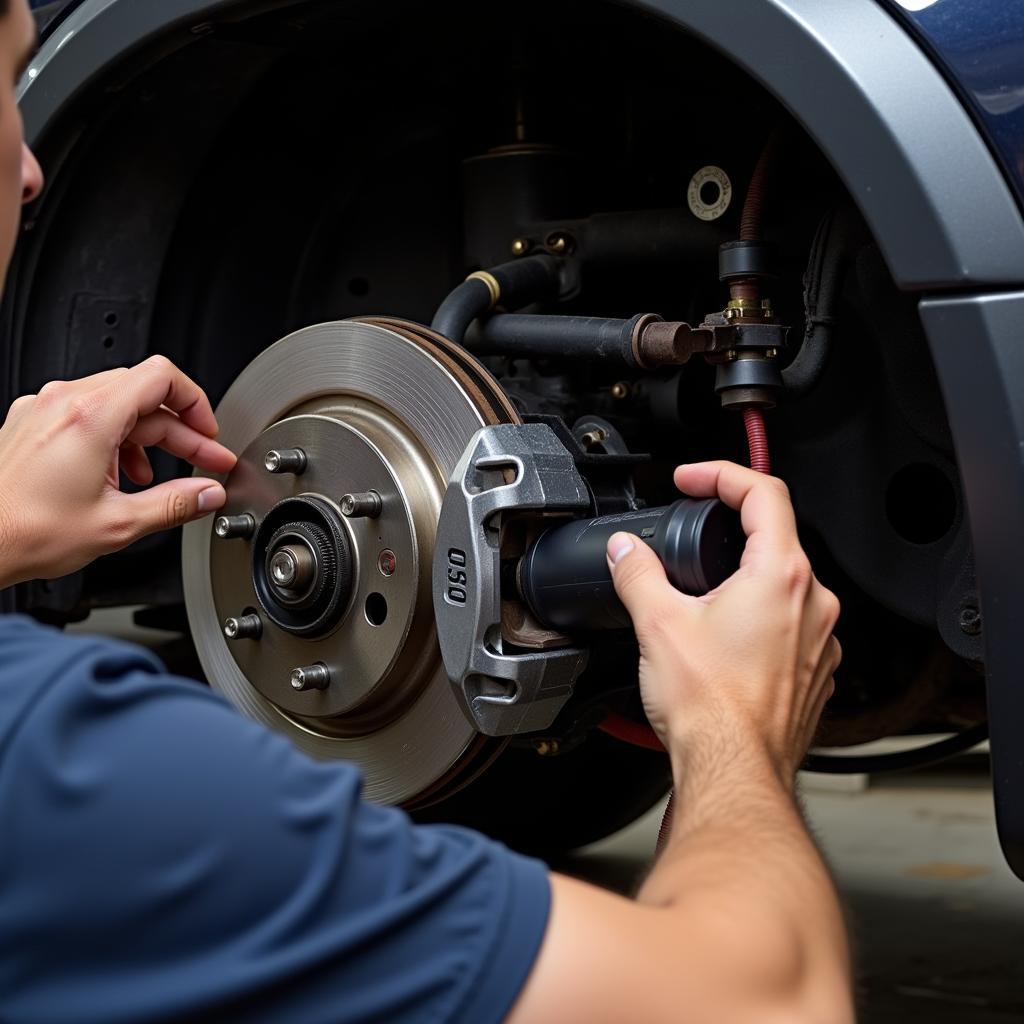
left=223, top=612, right=262, bottom=640
left=214, top=513, right=256, bottom=539
left=341, top=490, right=382, bottom=519
left=290, top=663, right=331, bottom=691
left=264, top=448, right=307, bottom=474
left=959, top=606, right=982, bottom=636
left=510, top=237, right=530, bottom=256
left=377, top=549, right=397, bottom=577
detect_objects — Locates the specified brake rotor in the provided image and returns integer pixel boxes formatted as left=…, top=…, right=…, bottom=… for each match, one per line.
left=182, top=318, right=519, bottom=806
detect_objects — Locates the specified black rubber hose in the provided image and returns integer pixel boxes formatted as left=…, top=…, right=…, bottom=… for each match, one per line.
left=781, top=206, right=861, bottom=397
left=471, top=313, right=647, bottom=366
left=801, top=722, right=988, bottom=775
left=431, top=254, right=561, bottom=344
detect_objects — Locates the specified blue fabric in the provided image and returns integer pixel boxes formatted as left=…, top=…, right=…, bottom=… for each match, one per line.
left=0, top=616, right=550, bottom=1023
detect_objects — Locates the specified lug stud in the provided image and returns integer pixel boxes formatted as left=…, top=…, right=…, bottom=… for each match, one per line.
left=214, top=513, right=256, bottom=539
left=290, top=663, right=331, bottom=691
left=223, top=612, right=262, bottom=640
left=264, top=448, right=307, bottom=475
left=341, top=490, right=382, bottom=519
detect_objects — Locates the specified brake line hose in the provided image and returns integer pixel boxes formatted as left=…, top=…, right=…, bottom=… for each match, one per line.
left=742, top=408, right=771, bottom=475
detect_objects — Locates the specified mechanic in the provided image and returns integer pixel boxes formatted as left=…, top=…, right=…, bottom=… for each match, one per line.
left=0, top=1, right=851, bottom=1021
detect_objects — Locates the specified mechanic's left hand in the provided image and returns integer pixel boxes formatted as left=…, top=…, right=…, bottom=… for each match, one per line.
left=0, top=355, right=236, bottom=587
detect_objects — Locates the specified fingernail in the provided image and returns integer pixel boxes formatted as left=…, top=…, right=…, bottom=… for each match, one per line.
left=197, top=484, right=226, bottom=513
left=607, top=532, right=635, bottom=564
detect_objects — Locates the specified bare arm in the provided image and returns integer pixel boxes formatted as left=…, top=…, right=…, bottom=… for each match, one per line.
left=508, top=463, right=851, bottom=1024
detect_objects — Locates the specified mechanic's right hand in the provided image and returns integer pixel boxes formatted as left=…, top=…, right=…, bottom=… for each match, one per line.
left=0, top=356, right=236, bottom=588
left=607, top=461, right=841, bottom=781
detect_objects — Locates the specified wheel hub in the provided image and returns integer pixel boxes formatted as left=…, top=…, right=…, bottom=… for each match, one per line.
left=183, top=318, right=518, bottom=805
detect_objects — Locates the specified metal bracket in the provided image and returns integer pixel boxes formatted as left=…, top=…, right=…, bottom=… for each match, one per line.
left=433, top=423, right=591, bottom=736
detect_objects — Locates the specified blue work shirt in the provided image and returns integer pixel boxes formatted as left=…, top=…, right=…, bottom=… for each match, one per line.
left=0, top=616, right=550, bottom=1023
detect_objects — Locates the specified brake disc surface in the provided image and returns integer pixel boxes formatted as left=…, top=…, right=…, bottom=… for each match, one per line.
left=182, top=319, right=517, bottom=805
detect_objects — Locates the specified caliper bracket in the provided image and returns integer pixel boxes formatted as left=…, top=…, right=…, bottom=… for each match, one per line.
left=433, top=423, right=591, bottom=736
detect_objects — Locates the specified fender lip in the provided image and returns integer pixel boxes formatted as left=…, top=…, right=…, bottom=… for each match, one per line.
left=18, top=0, right=297, bottom=145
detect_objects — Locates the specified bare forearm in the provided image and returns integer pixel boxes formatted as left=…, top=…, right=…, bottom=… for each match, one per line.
left=638, top=743, right=852, bottom=1019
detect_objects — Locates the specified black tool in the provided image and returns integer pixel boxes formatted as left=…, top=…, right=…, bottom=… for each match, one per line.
left=518, top=498, right=744, bottom=631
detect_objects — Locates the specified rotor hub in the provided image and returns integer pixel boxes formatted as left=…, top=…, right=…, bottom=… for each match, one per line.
left=183, top=318, right=519, bottom=805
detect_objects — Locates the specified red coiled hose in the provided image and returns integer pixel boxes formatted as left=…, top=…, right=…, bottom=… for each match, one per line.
left=742, top=407, right=771, bottom=475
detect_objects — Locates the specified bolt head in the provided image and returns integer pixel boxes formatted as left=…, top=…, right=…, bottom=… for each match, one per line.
left=224, top=618, right=240, bottom=639
left=340, top=494, right=356, bottom=517
left=214, top=517, right=230, bottom=538
left=959, top=606, right=982, bottom=636
left=511, top=237, right=529, bottom=256
left=264, top=451, right=281, bottom=472
left=377, top=549, right=397, bottom=577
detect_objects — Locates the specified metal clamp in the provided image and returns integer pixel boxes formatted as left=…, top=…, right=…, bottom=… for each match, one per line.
left=433, top=423, right=592, bottom=736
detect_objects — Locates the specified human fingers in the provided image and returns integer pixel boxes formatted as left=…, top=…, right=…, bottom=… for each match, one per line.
left=107, top=477, right=227, bottom=547
left=125, top=408, right=236, bottom=473
left=95, top=356, right=220, bottom=438
left=674, top=461, right=802, bottom=572
left=607, top=532, right=699, bottom=638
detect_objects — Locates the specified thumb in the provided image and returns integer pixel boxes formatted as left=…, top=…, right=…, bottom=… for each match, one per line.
left=114, top=478, right=227, bottom=543
left=607, top=532, right=678, bottom=627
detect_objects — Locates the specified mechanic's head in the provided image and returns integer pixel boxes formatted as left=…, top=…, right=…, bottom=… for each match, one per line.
left=0, top=0, right=42, bottom=284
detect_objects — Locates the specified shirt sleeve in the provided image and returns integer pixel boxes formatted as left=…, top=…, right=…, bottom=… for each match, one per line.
left=0, top=617, right=550, bottom=1024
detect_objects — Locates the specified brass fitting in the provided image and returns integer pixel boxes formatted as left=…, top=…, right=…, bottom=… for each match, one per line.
left=724, top=297, right=774, bottom=321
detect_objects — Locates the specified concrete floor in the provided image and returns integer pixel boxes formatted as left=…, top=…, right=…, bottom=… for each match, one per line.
left=560, top=764, right=1024, bottom=1022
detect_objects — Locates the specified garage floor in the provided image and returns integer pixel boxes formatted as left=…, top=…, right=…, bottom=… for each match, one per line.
left=558, top=763, right=1024, bottom=1022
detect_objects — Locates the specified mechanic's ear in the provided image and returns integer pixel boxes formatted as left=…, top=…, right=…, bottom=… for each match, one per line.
left=21, top=144, right=43, bottom=204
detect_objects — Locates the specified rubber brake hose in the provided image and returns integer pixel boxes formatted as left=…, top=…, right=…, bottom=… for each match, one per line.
left=430, top=254, right=561, bottom=344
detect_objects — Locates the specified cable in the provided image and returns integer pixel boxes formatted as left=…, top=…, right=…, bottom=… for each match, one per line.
left=801, top=722, right=988, bottom=775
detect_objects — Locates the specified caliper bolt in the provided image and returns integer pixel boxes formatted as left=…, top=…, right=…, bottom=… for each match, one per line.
left=223, top=612, right=262, bottom=640
left=264, top=448, right=308, bottom=475
left=290, top=663, right=331, bottom=691
left=214, top=513, right=256, bottom=539
left=341, top=490, right=382, bottom=519
left=959, top=606, right=982, bottom=636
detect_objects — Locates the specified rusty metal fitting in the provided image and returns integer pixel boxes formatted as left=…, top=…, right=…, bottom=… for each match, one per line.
left=633, top=315, right=710, bottom=369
